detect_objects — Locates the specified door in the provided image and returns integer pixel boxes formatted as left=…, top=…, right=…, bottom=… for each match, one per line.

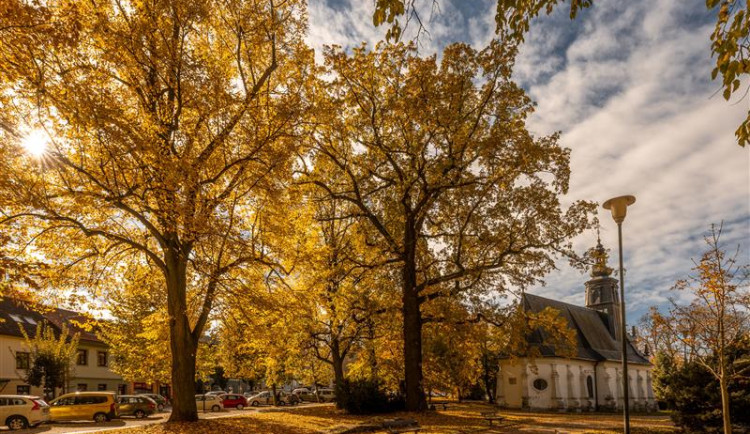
left=0, top=398, right=9, bottom=424
left=49, top=396, right=76, bottom=421
left=118, top=397, right=135, bottom=416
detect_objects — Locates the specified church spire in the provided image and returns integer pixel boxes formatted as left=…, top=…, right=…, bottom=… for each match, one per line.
left=585, top=236, right=622, bottom=341
left=591, top=232, right=614, bottom=277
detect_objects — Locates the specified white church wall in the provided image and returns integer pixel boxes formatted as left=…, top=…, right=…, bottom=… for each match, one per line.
left=499, top=358, right=653, bottom=412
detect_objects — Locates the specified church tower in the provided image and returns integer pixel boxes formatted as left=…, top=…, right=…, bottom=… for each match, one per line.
left=585, top=238, right=622, bottom=341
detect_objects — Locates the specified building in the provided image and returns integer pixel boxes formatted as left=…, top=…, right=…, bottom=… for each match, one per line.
left=496, top=241, right=656, bottom=412
left=0, top=298, right=125, bottom=398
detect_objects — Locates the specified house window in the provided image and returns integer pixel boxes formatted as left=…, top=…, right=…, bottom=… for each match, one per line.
left=532, top=378, right=548, bottom=391
left=117, top=384, right=127, bottom=395
left=17, top=385, right=30, bottom=395
left=508, top=377, right=517, bottom=385
left=77, top=349, right=88, bottom=365
left=15, top=352, right=30, bottom=370
left=77, top=384, right=88, bottom=391
left=587, top=375, right=594, bottom=398
left=97, top=351, right=108, bottom=367
left=98, top=384, right=107, bottom=391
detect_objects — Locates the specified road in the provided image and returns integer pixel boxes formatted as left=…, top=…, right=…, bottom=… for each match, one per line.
left=2, top=403, right=325, bottom=433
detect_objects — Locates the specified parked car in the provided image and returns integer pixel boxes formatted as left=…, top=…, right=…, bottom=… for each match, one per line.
left=220, top=394, right=248, bottom=410
left=136, top=393, right=168, bottom=411
left=195, top=394, right=223, bottom=412
left=116, top=395, right=156, bottom=418
left=315, top=388, right=336, bottom=402
left=282, top=392, right=300, bottom=405
left=291, top=387, right=310, bottom=396
left=48, top=392, right=118, bottom=422
left=0, top=395, right=49, bottom=430
left=246, top=390, right=298, bottom=406
left=297, top=388, right=335, bottom=402
left=246, top=391, right=271, bottom=407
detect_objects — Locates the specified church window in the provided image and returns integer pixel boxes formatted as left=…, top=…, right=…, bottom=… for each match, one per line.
left=508, top=377, right=516, bottom=385
left=586, top=376, right=594, bottom=398
left=532, top=378, right=548, bottom=391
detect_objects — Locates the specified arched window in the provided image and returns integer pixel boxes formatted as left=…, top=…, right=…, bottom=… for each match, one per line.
left=586, top=375, right=594, bottom=398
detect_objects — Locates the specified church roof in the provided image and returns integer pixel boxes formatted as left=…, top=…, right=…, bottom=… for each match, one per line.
left=522, top=293, right=650, bottom=365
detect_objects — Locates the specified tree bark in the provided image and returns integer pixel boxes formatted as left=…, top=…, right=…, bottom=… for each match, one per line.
left=166, top=249, right=199, bottom=422
left=402, top=257, right=426, bottom=411
left=483, top=368, right=495, bottom=404
left=720, top=373, right=732, bottom=434
left=402, top=219, right=426, bottom=412
left=331, top=341, right=345, bottom=409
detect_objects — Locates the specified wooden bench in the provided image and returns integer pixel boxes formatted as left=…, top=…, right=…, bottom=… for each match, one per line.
left=382, top=418, right=422, bottom=433
left=480, top=411, right=505, bottom=426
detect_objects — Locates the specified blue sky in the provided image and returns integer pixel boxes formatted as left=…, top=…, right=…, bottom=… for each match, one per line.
left=307, top=0, right=750, bottom=323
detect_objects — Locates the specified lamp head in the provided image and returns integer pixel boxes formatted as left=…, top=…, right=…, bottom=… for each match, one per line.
left=602, top=195, right=636, bottom=224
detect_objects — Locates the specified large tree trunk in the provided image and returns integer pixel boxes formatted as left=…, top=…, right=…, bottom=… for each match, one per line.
left=402, top=259, right=426, bottom=411
left=331, top=341, right=345, bottom=409
left=166, top=251, right=200, bottom=422
left=402, top=221, right=426, bottom=412
left=719, top=373, right=732, bottom=434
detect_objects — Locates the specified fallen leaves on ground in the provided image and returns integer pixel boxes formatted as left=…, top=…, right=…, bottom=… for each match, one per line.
left=88, top=402, right=677, bottom=434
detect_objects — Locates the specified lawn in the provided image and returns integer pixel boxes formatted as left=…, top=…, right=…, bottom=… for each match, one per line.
left=94, top=403, right=677, bottom=434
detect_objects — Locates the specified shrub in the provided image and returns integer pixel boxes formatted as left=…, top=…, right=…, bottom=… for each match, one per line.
left=335, top=379, right=405, bottom=414
left=654, top=344, right=750, bottom=432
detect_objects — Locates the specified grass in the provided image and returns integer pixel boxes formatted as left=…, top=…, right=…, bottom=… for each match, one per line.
left=90, top=402, right=678, bottom=434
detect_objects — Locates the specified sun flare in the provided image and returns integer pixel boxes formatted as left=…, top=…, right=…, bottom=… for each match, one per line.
left=21, top=129, right=49, bottom=157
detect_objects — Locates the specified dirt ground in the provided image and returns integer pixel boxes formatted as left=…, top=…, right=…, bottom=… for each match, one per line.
left=90, top=402, right=677, bottom=434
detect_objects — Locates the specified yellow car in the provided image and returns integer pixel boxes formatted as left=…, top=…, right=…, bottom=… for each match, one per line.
left=48, top=392, right=118, bottom=422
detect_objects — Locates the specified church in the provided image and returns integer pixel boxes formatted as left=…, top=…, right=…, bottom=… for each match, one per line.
left=495, top=240, right=656, bottom=412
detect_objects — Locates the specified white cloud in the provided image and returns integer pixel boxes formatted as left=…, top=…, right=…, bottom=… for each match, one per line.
left=307, top=0, right=750, bottom=323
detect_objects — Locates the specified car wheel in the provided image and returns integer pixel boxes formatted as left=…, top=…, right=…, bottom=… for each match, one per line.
left=134, top=410, right=145, bottom=419
left=278, top=400, right=286, bottom=406
left=236, top=404, right=244, bottom=410
left=251, top=401, right=259, bottom=407
left=211, top=405, right=221, bottom=412
left=157, top=404, right=164, bottom=411
left=93, top=412, right=109, bottom=423
left=7, top=416, right=28, bottom=431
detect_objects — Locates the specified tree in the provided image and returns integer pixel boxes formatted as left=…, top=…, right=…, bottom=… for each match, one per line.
left=0, top=0, right=310, bottom=421
left=653, top=339, right=750, bottom=431
left=372, top=0, right=591, bottom=43
left=304, top=41, right=593, bottom=410
left=98, top=265, right=216, bottom=388
left=19, top=322, right=79, bottom=399
left=708, top=0, right=750, bottom=147
left=299, top=196, right=389, bottom=401
left=651, top=224, right=749, bottom=434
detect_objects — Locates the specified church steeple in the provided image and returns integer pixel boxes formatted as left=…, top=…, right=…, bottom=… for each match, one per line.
left=585, top=236, right=622, bottom=341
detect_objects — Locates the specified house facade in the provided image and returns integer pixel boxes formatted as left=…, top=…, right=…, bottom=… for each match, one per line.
left=0, top=298, right=126, bottom=398
left=496, top=241, right=656, bottom=412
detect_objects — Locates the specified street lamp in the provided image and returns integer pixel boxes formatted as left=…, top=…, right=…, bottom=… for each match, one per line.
left=602, top=195, right=635, bottom=434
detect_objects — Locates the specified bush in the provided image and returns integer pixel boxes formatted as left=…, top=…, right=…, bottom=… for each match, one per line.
left=335, top=379, right=405, bottom=414
left=654, top=344, right=750, bottom=432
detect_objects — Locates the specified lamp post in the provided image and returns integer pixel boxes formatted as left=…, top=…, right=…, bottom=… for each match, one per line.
left=602, top=195, right=635, bottom=434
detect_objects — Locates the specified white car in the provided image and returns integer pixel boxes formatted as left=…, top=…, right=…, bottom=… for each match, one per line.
left=194, top=394, right=223, bottom=412
left=0, top=395, right=50, bottom=430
